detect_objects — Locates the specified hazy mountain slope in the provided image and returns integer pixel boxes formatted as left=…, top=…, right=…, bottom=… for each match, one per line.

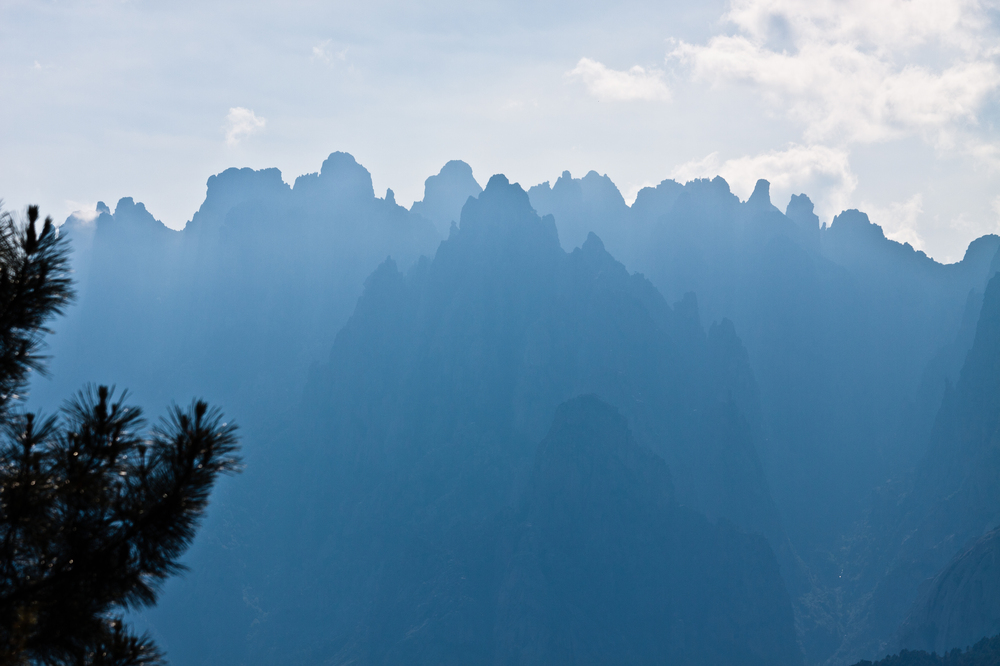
left=894, top=526, right=1000, bottom=656
left=528, top=169, right=630, bottom=254
left=49, top=197, right=188, bottom=405
left=409, top=159, right=483, bottom=236
left=288, top=169, right=791, bottom=660
left=137, top=174, right=794, bottom=664
left=835, top=270, right=1000, bottom=663
left=531, top=172, right=998, bottom=555
left=898, top=286, right=988, bottom=466
left=306, top=173, right=782, bottom=539
left=528, top=172, right=1000, bottom=664
left=36, top=152, right=439, bottom=418
left=27, top=155, right=1000, bottom=666
left=495, top=395, right=800, bottom=666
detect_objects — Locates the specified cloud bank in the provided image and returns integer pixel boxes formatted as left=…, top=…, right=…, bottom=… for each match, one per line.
left=860, top=193, right=926, bottom=250
left=670, top=0, right=1000, bottom=150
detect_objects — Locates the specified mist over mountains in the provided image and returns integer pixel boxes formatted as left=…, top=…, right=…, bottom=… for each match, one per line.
left=30, top=152, right=1000, bottom=665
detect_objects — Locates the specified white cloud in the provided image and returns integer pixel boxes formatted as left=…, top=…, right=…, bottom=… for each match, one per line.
left=64, top=201, right=101, bottom=225
left=622, top=179, right=661, bottom=206
left=970, top=141, right=1000, bottom=170
left=860, top=194, right=926, bottom=250
left=944, top=210, right=994, bottom=247
left=311, top=39, right=348, bottom=67
left=224, top=107, right=266, bottom=147
left=670, top=152, right=723, bottom=185
left=723, top=0, right=987, bottom=51
left=568, top=57, right=671, bottom=101
left=670, top=143, right=857, bottom=221
left=670, top=0, right=1000, bottom=147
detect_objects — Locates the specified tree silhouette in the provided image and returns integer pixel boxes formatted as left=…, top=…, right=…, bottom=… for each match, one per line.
left=0, top=205, right=73, bottom=421
left=0, top=205, right=241, bottom=665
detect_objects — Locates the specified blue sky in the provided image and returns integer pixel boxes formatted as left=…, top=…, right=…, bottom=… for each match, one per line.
left=3, top=0, right=999, bottom=261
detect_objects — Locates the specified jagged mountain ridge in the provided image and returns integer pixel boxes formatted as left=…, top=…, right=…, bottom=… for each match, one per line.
left=529, top=172, right=998, bottom=531
left=92, top=168, right=803, bottom=666
left=305, top=174, right=781, bottom=539
left=527, top=171, right=1000, bottom=662
left=268, top=175, right=793, bottom=664
left=27, top=152, right=1000, bottom=665
left=410, top=159, right=484, bottom=237
left=46, top=152, right=439, bottom=419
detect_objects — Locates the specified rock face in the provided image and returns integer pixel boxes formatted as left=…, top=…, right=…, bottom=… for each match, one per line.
left=38, top=151, right=439, bottom=417
left=531, top=176, right=1000, bottom=554
left=495, top=395, right=800, bottom=666
left=229, top=174, right=797, bottom=664
left=307, top=173, right=782, bottom=541
left=528, top=170, right=629, bottom=253
left=410, top=159, right=483, bottom=236
left=117, top=171, right=798, bottom=666
left=834, top=270, right=1000, bottom=663
left=895, top=526, right=1000, bottom=655
left=529, top=172, right=1000, bottom=663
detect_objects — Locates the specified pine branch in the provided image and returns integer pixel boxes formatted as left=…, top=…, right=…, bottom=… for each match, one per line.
left=0, top=205, right=74, bottom=419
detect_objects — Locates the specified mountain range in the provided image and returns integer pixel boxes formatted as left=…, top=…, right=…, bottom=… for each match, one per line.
left=29, top=153, right=1000, bottom=665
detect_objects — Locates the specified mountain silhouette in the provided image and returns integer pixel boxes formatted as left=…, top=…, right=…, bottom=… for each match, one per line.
left=495, top=395, right=800, bottom=666
left=410, top=159, right=483, bottom=236
left=38, top=152, right=439, bottom=419
left=526, top=171, right=1000, bottom=662
left=26, top=153, right=1000, bottom=666
left=132, top=174, right=795, bottom=664
left=834, top=268, right=1000, bottom=663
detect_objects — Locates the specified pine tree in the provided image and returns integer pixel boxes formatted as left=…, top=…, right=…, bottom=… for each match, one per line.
left=0, top=205, right=241, bottom=665
left=0, top=205, right=73, bottom=421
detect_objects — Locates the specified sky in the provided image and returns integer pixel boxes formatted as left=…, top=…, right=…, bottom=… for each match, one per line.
left=2, top=0, right=1000, bottom=262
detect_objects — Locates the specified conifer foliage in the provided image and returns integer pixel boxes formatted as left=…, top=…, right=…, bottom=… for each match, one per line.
left=0, top=206, right=73, bottom=419
left=0, top=206, right=241, bottom=665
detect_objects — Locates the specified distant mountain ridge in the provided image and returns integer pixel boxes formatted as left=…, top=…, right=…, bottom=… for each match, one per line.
left=49, top=152, right=438, bottom=417
left=527, top=169, right=1000, bottom=662
left=27, top=151, right=1000, bottom=666
left=265, top=174, right=797, bottom=664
